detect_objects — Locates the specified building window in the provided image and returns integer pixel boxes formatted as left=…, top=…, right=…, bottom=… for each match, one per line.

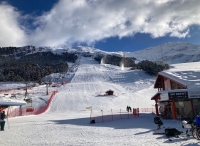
left=170, top=81, right=177, bottom=90
left=170, top=80, right=185, bottom=90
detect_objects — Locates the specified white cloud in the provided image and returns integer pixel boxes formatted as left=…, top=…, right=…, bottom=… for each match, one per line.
left=0, top=0, right=200, bottom=47
left=0, top=2, right=27, bottom=47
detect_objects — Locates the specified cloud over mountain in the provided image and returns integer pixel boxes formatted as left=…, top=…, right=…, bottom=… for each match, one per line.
left=0, top=2, right=26, bottom=46
left=0, top=0, right=200, bottom=47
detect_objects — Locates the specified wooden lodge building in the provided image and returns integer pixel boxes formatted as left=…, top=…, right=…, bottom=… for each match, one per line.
left=151, top=62, right=200, bottom=120
left=105, top=90, right=114, bottom=96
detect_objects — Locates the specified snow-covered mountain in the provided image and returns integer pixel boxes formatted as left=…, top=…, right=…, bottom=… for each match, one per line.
left=1, top=42, right=200, bottom=65
left=126, top=42, right=200, bottom=64
left=61, top=42, right=200, bottom=64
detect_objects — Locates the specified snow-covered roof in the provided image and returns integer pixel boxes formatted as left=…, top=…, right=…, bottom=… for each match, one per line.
left=106, top=90, right=114, bottom=92
left=0, top=98, right=26, bottom=106
left=159, top=62, right=200, bottom=89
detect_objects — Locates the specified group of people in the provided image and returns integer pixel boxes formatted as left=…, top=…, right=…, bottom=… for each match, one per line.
left=0, top=111, right=7, bottom=131
left=126, top=106, right=132, bottom=112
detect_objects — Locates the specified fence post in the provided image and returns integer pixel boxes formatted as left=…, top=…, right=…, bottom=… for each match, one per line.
left=90, top=109, right=92, bottom=123
left=120, top=109, right=121, bottom=119
left=101, top=110, right=103, bottom=122
left=7, top=107, right=9, bottom=118
left=128, top=110, right=129, bottom=119
left=111, top=109, right=113, bottom=121
left=19, top=105, right=22, bottom=116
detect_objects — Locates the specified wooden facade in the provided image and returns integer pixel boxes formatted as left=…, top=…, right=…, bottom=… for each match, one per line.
left=152, top=73, right=196, bottom=120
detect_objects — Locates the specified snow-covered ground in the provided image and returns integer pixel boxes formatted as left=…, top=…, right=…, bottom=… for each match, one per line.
left=0, top=57, right=199, bottom=145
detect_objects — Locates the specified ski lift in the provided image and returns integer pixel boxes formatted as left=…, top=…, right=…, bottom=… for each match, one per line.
left=24, top=97, right=32, bottom=103
left=24, top=94, right=34, bottom=112
left=26, top=99, right=34, bottom=112
left=26, top=106, right=34, bottom=112
left=24, top=93, right=32, bottom=103
left=52, top=85, right=57, bottom=87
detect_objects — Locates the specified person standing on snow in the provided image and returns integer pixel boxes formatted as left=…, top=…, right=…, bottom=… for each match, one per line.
left=129, top=106, right=132, bottom=112
left=127, top=106, right=129, bottom=112
left=0, top=111, right=7, bottom=131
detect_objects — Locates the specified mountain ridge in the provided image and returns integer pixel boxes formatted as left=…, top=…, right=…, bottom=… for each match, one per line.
left=1, top=42, right=200, bottom=65
left=126, top=42, right=200, bottom=64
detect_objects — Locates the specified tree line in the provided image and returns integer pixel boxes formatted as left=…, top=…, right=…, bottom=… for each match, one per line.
left=137, top=60, right=169, bottom=75
left=0, top=46, right=78, bottom=83
left=94, top=54, right=136, bottom=67
left=94, top=54, right=169, bottom=75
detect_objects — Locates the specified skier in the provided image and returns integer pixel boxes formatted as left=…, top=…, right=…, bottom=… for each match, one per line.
left=0, top=111, right=7, bottom=131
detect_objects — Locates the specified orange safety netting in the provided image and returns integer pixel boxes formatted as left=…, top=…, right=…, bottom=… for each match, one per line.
left=5, top=90, right=58, bottom=118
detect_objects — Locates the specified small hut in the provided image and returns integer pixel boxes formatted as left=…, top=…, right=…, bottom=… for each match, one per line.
left=105, top=90, right=114, bottom=95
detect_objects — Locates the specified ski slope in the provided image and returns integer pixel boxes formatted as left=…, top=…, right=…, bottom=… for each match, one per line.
left=47, top=57, right=156, bottom=113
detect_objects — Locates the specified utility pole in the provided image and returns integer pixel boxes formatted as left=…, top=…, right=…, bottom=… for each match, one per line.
left=24, top=82, right=28, bottom=99
left=42, top=76, right=51, bottom=95
left=45, top=83, right=49, bottom=95
left=61, top=73, right=65, bottom=85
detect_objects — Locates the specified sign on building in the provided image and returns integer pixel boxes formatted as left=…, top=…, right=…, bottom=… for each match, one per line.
left=168, top=92, right=188, bottom=101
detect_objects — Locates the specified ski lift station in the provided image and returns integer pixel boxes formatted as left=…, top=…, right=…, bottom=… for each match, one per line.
left=151, top=62, right=200, bottom=120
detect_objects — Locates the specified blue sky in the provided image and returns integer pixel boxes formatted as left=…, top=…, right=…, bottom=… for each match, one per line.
left=1, top=0, right=200, bottom=52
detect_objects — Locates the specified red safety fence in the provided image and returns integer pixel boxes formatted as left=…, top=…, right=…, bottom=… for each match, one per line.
left=90, top=108, right=155, bottom=123
left=90, top=108, right=139, bottom=123
left=5, top=90, right=58, bottom=118
left=34, top=90, right=58, bottom=115
left=140, top=108, right=155, bottom=113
